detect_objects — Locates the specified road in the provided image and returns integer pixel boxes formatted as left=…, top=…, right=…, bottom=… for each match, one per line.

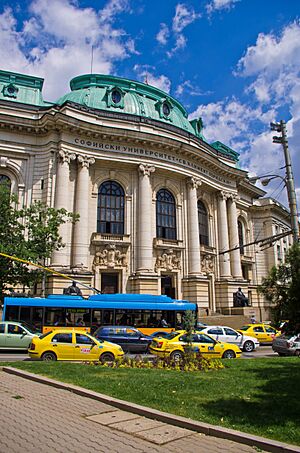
left=0, top=346, right=278, bottom=362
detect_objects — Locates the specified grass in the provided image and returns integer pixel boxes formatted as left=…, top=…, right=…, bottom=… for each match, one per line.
left=3, top=358, right=300, bottom=446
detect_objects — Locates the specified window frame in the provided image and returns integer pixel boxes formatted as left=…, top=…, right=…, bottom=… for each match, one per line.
left=156, top=188, right=177, bottom=240
left=97, top=180, right=125, bottom=235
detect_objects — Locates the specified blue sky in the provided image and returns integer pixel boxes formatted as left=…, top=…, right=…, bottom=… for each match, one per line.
left=0, top=0, right=299, bottom=209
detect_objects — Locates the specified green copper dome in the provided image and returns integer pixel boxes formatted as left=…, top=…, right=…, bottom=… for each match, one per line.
left=56, top=74, right=203, bottom=138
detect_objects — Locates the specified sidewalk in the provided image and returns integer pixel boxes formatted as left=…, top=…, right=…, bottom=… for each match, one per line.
left=0, top=369, right=298, bottom=453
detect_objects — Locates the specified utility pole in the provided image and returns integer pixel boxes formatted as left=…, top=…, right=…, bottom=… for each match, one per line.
left=270, top=120, right=299, bottom=244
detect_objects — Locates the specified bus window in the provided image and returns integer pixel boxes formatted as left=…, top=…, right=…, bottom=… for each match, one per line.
left=45, top=307, right=65, bottom=326
left=103, top=310, right=114, bottom=325
left=5, top=305, right=19, bottom=321
left=116, top=310, right=129, bottom=326
left=20, top=306, right=43, bottom=330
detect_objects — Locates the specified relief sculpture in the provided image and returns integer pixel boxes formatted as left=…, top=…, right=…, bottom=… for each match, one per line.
left=201, top=254, right=214, bottom=274
left=155, top=249, right=181, bottom=271
left=93, top=244, right=128, bottom=269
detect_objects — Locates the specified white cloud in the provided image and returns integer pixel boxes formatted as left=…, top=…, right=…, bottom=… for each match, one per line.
left=206, top=0, right=240, bottom=14
left=133, top=65, right=171, bottom=93
left=156, top=23, right=169, bottom=45
left=176, top=80, right=213, bottom=97
left=234, top=21, right=300, bottom=203
left=158, top=3, right=200, bottom=57
left=172, top=3, right=200, bottom=33
left=0, top=0, right=135, bottom=100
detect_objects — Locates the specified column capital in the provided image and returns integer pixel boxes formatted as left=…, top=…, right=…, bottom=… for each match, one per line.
left=186, top=176, right=202, bottom=190
left=138, top=163, right=155, bottom=176
left=218, top=190, right=239, bottom=201
left=58, top=150, right=76, bottom=164
left=77, top=155, right=95, bottom=168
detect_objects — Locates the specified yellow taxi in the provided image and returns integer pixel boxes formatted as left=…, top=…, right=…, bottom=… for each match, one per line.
left=28, top=329, right=124, bottom=362
left=149, top=330, right=242, bottom=360
left=237, top=324, right=280, bottom=344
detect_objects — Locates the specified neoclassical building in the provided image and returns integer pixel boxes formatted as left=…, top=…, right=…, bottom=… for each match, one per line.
left=0, top=69, right=293, bottom=319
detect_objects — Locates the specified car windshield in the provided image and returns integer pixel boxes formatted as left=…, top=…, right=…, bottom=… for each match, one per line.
left=239, top=326, right=249, bottom=331
left=164, top=331, right=181, bottom=340
left=19, top=321, right=40, bottom=334
left=39, top=331, right=53, bottom=340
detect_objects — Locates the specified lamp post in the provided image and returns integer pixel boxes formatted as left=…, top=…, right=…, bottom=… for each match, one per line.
left=270, top=120, right=299, bottom=244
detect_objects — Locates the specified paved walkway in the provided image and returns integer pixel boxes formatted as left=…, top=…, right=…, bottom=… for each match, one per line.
left=0, top=371, right=261, bottom=453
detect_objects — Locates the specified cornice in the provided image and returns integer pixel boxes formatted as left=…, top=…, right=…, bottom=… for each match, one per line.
left=0, top=101, right=249, bottom=183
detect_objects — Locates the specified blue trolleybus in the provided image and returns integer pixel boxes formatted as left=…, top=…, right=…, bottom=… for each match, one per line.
left=2, top=293, right=197, bottom=335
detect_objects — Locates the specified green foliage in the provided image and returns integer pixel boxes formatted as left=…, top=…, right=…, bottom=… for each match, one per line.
left=0, top=185, right=78, bottom=299
left=182, top=310, right=196, bottom=347
left=259, top=243, right=300, bottom=329
left=86, top=353, right=224, bottom=372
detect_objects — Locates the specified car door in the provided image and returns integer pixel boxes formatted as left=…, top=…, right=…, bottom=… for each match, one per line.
left=50, top=332, right=74, bottom=359
left=264, top=326, right=277, bottom=343
left=206, top=327, right=223, bottom=342
left=6, top=324, right=29, bottom=349
left=74, top=333, right=99, bottom=360
left=252, top=326, right=267, bottom=343
left=125, top=328, right=147, bottom=353
left=0, top=323, right=6, bottom=348
left=223, top=327, right=242, bottom=347
left=193, top=334, right=218, bottom=358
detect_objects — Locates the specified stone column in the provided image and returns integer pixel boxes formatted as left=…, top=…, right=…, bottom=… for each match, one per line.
left=217, top=191, right=231, bottom=278
left=227, top=194, right=243, bottom=278
left=72, top=155, right=95, bottom=269
left=187, top=177, right=202, bottom=275
left=137, top=163, right=155, bottom=273
left=52, top=150, right=76, bottom=266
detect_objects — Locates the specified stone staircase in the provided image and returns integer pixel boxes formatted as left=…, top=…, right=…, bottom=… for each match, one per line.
left=199, top=313, right=254, bottom=330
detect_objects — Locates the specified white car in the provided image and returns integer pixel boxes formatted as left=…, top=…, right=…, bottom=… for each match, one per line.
left=199, top=325, right=260, bottom=352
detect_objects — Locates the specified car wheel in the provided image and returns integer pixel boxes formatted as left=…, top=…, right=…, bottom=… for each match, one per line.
left=170, top=350, right=183, bottom=361
left=100, top=352, right=115, bottom=363
left=243, top=340, right=255, bottom=352
left=41, top=351, right=57, bottom=361
left=222, top=349, right=236, bottom=359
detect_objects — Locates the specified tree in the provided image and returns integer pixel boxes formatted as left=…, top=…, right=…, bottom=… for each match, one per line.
left=259, top=243, right=300, bottom=330
left=0, top=185, right=78, bottom=300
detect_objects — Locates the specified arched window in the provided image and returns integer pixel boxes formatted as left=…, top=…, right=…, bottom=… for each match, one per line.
left=97, top=181, right=125, bottom=234
left=238, top=220, right=244, bottom=255
left=0, top=174, right=11, bottom=192
left=198, top=200, right=209, bottom=246
left=156, top=189, right=176, bottom=240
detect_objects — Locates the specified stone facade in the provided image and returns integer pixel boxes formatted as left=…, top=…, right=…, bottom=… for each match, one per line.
left=0, top=70, right=293, bottom=320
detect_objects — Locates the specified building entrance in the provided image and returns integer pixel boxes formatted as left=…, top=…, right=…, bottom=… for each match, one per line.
left=101, top=273, right=119, bottom=294
left=161, top=275, right=176, bottom=299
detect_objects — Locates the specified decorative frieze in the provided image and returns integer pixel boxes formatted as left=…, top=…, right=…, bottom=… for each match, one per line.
left=155, top=249, right=181, bottom=271
left=93, top=244, right=128, bottom=269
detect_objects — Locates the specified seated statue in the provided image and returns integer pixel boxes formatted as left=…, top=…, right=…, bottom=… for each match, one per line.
left=63, top=281, right=82, bottom=296
left=234, top=287, right=249, bottom=307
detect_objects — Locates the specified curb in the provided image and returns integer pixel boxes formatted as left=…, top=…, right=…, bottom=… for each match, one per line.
left=2, top=366, right=300, bottom=453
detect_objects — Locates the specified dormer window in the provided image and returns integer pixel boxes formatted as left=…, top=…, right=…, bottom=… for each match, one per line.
left=112, top=89, right=122, bottom=105
left=156, top=97, right=172, bottom=121
left=107, top=86, right=125, bottom=109
left=2, top=83, right=19, bottom=98
left=162, top=102, right=170, bottom=117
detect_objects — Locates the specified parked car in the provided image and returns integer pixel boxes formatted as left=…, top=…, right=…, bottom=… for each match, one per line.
left=237, top=324, right=280, bottom=344
left=28, top=329, right=124, bottom=362
left=199, top=325, right=259, bottom=352
left=149, top=331, right=173, bottom=339
left=149, top=330, right=242, bottom=360
left=93, top=326, right=153, bottom=353
left=272, top=333, right=300, bottom=357
left=0, top=321, right=40, bottom=350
